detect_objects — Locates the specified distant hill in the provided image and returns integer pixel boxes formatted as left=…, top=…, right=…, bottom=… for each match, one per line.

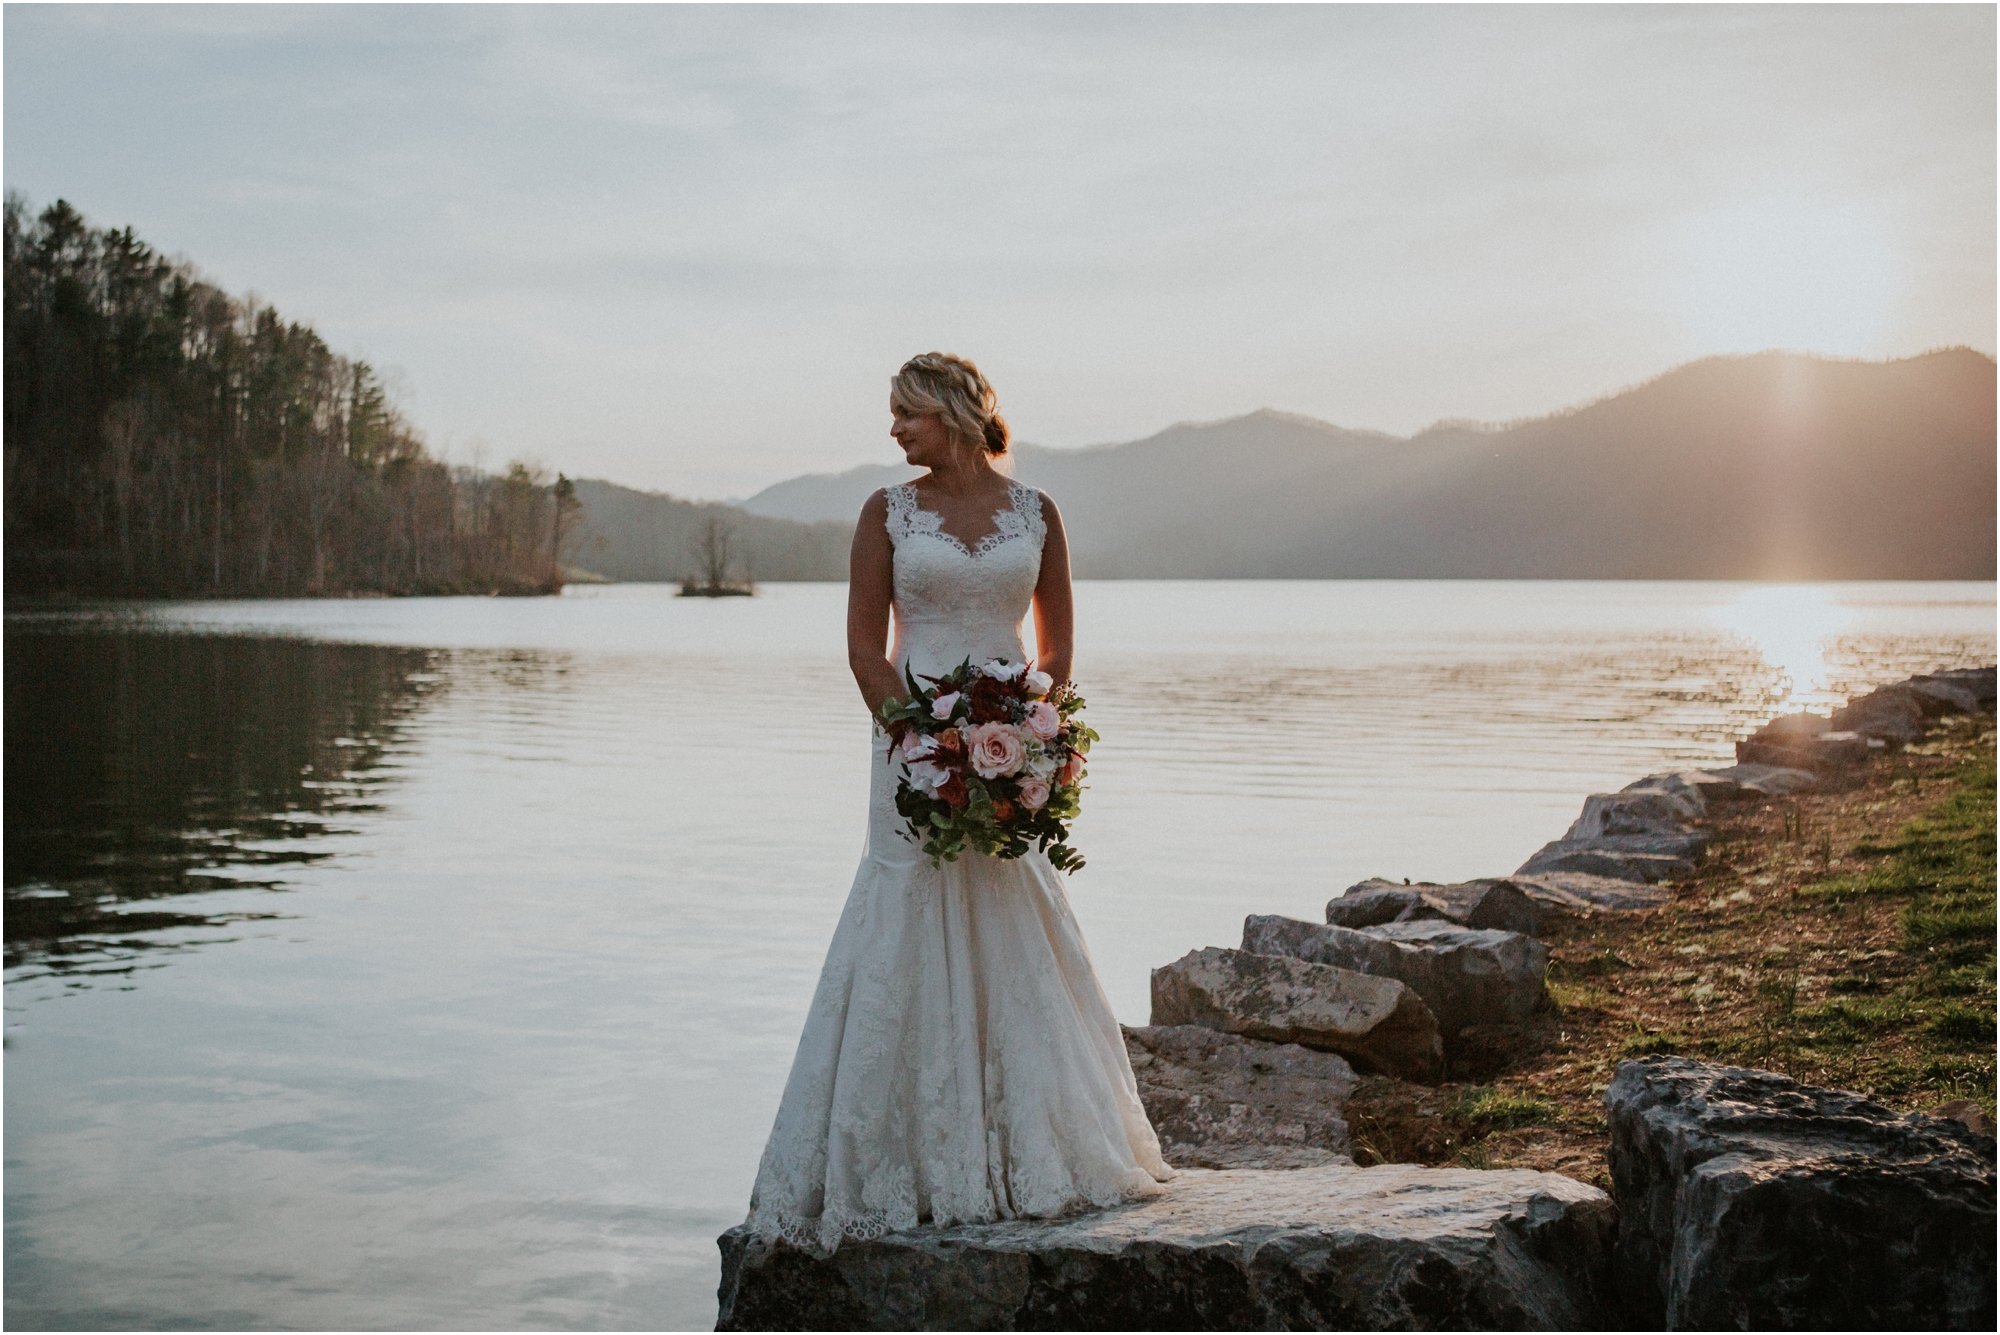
left=740, top=350, right=1995, bottom=580
left=567, top=479, right=849, bottom=582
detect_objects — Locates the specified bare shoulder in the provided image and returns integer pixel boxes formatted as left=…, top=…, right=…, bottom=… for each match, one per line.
left=856, top=487, right=892, bottom=521
left=1033, top=488, right=1066, bottom=527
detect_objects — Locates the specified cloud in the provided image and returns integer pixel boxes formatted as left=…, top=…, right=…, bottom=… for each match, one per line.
left=4, top=4, right=1990, bottom=498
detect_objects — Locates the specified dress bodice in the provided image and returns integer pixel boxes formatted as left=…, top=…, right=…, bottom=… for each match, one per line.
left=885, top=481, right=1045, bottom=678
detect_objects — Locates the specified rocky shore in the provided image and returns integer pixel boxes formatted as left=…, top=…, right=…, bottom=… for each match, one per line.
left=718, top=666, right=1996, bottom=1330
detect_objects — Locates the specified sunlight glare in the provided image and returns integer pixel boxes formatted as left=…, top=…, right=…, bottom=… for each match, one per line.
left=1669, top=201, right=1899, bottom=357
left=1709, top=584, right=1857, bottom=712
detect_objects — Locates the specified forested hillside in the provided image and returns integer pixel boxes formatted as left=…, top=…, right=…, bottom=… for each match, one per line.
left=4, top=197, right=575, bottom=598
left=743, top=350, right=1996, bottom=580
left=568, top=478, right=849, bottom=583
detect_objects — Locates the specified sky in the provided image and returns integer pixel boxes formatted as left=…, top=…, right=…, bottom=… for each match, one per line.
left=5, top=4, right=1994, bottom=500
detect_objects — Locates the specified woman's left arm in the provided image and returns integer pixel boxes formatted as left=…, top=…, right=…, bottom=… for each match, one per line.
left=1030, top=492, right=1074, bottom=688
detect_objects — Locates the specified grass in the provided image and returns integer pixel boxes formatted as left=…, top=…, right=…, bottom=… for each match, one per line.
left=1337, top=715, right=1996, bottom=1187
left=1450, top=1086, right=1558, bottom=1131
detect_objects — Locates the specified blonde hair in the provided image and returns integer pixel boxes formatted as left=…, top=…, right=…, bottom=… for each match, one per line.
left=890, top=352, right=1011, bottom=456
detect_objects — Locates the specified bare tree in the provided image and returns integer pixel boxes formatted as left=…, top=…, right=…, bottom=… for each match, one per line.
left=683, top=507, right=752, bottom=596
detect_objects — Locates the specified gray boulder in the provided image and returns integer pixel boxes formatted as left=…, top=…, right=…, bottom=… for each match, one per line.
left=1699, top=762, right=1818, bottom=795
left=1923, top=666, right=1995, bottom=711
left=1325, top=877, right=1541, bottom=936
left=1565, top=790, right=1703, bottom=841
left=1621, top=769, right=1751, bottom=814
left=1247, top=914, right=1407, bottom=977
left=715, top=1163, right=1616, bottom=1331
left=1150, top=947, right=1442, bottom=1082
left=1606, top=1055, right=1996, bottom=1330
left=1832, top=684, right=1929, bottom=746
left=1736, top=728, right=1873, bottom=771
left=1516, top=839, right=1696, bottom=883
left=1243, top=915, right=1546, bottom=1069
left=1123, top=1024, right=1356, bottom=1169
left=1505, top=871, right=1671, bottom=915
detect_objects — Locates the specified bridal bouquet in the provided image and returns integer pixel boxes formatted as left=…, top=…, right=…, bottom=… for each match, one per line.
left=878, top=658, right=1095, bottom=872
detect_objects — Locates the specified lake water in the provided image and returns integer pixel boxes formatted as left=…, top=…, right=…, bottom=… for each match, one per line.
left=6, top=580, right=1993, bottom=1330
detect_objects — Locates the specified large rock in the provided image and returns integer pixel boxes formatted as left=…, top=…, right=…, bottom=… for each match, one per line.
left=715, top=1163, right=1616, bottom=1331
left=1324, top=877, right=1540, bottom=936
left=1505, top=871, right=1671, bottom=915
left=1605, top=1055, right=1996, bottom=1330
left=1735, top=728, right=1874, bottom=771
left=1832, top=684, right=1929, bottom=746
left=1699, top=762, right=1818, bottom=795
left=1621, top=769, right=1752, bottom=815
left=1150, top=947, right=1442, bottom=1081
left=1243, top=915, right=1546, bottom=1069
left=1123, top=1024, right=1356, bottom=1169
left=1922, top=666, right=1995, bottom=711
left=1516, top=839, right=1695, bottom=883
left=1565, top=790, right=1702, bottom=840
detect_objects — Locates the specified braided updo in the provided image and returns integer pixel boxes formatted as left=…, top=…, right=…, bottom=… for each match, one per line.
left=890, top=352, right=1011, bottom=456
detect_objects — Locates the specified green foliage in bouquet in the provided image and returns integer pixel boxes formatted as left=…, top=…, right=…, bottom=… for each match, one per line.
left=877, top=658, right=1095, bottom=873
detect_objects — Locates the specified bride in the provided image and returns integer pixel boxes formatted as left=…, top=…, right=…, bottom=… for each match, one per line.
left=744, top=353, right=1171, bottom=1253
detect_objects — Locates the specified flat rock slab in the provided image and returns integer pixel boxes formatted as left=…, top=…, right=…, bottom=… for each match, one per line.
left=1699, top=762, right=1818, bottom=795
left=1325, top=877, right=1541, bottom=936
left=1735, top=732, right=1873, bottom=770
left=716, top=1164, right=1616, bottom=1331
left=1243, top=915, right=1546, bottom=1069
left=1516, top=840, right=1695, bottom=883
left=1606, top=1055, right=1997, bottom=1330
left=1504, top=871, right=1670, bottom=915
left=1123, top=1024, right=1356, bottom=1170
left=1151, top=947, right=1442, bottom=1081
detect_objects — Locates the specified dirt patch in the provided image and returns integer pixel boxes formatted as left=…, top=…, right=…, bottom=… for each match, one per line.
left=1344, top=715, right=1996, bottom=1184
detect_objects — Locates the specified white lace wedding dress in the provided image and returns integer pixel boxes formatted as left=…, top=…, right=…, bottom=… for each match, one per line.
left=744, top=480, right=1171, bottom=1254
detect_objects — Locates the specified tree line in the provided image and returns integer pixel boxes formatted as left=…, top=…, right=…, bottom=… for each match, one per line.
left=4, top=195, right=578, bottom=599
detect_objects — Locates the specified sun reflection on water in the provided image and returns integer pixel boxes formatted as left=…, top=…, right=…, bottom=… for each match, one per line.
left=1708, top=584, right=1859, bottom=713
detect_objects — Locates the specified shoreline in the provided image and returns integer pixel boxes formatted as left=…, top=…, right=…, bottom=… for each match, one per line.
left=1340, top=704, right=1995, bottom=1184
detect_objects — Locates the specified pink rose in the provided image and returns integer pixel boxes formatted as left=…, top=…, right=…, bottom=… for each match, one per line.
left=964, top=722, right=1027, bottom=779
left=1018, top=777, right=1051, bottom=811
left=931, top=691, right=961, bottom=721
left=899, top=731, right=937, bottom=763
left=1022, top=701, right=1059, bottom=741
left=1057, top=751, right=1085, bottom=786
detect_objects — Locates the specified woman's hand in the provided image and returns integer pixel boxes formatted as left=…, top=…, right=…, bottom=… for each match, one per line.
left=847, top=490, right=906, bottom=715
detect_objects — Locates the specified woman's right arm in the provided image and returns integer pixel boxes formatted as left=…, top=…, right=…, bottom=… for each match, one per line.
left=847, top=489, right=906, bottom=714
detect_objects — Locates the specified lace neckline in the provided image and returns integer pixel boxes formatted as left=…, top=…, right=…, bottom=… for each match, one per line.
left=892, top=482, right=1036, bottom=559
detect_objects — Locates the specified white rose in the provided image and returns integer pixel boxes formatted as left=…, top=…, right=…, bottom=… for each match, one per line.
left=906, top=759, right=951, bottom=794
left=980, top=660, right=1026, bottom=682
left=1023, top=669, right=1054, bottom=697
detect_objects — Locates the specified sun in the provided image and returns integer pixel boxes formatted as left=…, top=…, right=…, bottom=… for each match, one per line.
left=1666, top=199, right=1900, bottom=358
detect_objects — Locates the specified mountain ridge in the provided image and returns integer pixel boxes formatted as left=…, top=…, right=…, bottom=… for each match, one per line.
left=722, top=349, right=1992, bottom=580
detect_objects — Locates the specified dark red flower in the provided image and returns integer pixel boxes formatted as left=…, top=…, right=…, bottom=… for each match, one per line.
left=938, top=773, right=969, bottom=808
left=966, top=675, right=1012, bottom=723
